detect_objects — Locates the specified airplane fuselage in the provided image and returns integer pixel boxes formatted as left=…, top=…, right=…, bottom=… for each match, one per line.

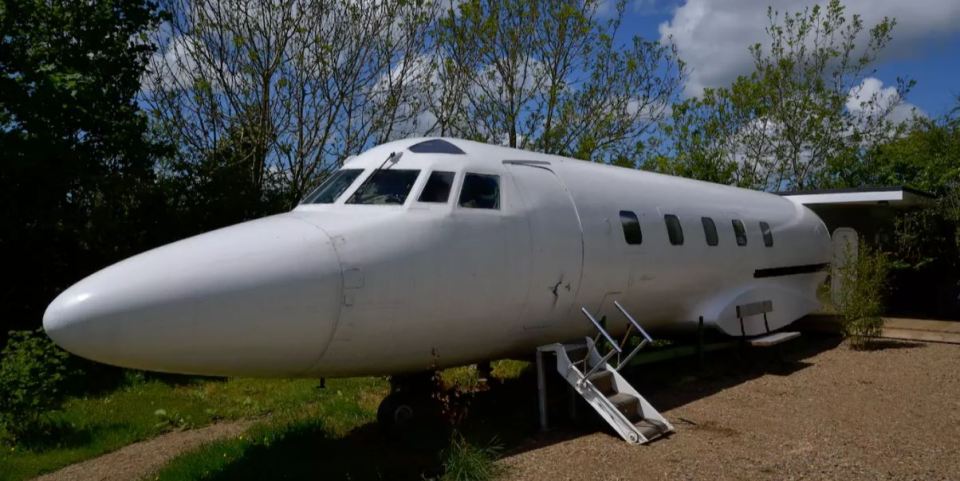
left=44, top=138, right=830, bottom=377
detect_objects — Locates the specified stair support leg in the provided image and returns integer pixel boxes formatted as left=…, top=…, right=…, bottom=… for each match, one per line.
left=536, top=348, right=549, bottom=431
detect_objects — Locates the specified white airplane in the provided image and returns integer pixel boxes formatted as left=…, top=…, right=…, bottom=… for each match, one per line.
left=44, top=138, right=830, bottom=437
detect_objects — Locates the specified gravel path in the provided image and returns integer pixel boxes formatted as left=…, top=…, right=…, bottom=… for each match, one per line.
left=501, top=339, right=960, bottom=481
left=31, top=420, right=253, bottom=481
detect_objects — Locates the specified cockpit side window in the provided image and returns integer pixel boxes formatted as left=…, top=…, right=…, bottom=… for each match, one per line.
left=418, top=171, right=455, bottom=203
left=347, top=169, right=421, bottom=205
left=459, top=173, right=500, bottom=209
left=303, top=169, right=363, bottom=204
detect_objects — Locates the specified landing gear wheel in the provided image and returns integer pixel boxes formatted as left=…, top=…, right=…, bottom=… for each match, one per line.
left=377, top=372, right=446, bottom=437
left=377, top=392, right=418, bottom=431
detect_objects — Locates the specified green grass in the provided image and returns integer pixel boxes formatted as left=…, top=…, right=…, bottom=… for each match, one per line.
left=441, top=432, right=503, bottom=481
left=0, top=360, right=530, bottom=481
left=0, top=376, right=386, bottom=481
left=150, top=360, right=530, bottom=481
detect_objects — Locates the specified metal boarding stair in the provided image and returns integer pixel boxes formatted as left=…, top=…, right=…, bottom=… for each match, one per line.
left=536, top=301, right=674, bottom=444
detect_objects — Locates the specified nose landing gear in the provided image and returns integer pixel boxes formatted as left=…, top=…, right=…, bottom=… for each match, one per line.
left=377, top=371, right=443, bottom=434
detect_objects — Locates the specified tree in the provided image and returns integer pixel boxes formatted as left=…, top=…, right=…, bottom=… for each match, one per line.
left=655, top=0, right=912, bottom=191
left=865, top=101, right=960, bottom=318
left=432, top=0, right=682, bottom=165
left=841, top=102, right=960, bottom=194
left=143, top=0, right=436, bottom=201
left=0, top=0, right=166, bottom=333
left=160, top=112, right=291, bottom=237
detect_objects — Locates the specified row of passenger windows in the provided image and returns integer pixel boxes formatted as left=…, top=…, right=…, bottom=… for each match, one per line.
left=620, top=211, right=774, bottom=248
left=303, top=169, right=500, bottom=209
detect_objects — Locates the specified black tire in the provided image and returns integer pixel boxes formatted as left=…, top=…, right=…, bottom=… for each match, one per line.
left=377, top=392, right=416, bottom=432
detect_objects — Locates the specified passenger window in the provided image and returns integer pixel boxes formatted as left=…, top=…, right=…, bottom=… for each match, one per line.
left=302, top=169, right=363, bottom=204
left=664, top=214, right=683, bottom=245
left=459, top=173, right=500, bottom=209
left=418, top=171, right=455, bottom=203
left=732, top=219, right=747, bottom=246
left=347, top=169, right=420, bottom=205
left=701, top=217, right=718, bottom=246
left=620, top=211, right=642, bottom=245
left=760, top=221, right=774, bottom=247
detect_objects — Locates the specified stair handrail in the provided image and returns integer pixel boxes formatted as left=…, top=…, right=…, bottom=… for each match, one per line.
left=614, top=301, right=653, bottom=370
left=614, top=301, right=652, bottom=342
left=580, top=307, right=621, bottom=381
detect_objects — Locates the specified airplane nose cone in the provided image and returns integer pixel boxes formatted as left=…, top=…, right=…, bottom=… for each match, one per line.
left=43, top=214, right=342, bottom=377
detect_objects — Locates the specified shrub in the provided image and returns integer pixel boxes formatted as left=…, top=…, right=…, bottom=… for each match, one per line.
left=0, top=329, right=73, bottom=441
left=441, top=431, right=503, bottom=481
left=835, top=243, right=890, bottom=349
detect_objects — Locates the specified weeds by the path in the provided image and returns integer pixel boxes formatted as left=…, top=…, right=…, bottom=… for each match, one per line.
left=0, top=376, right=384, bottom=481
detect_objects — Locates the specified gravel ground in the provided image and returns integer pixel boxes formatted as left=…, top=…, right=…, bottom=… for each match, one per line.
left=31, top=420, right=252, bottom=481
left=501, top=339, right=960, bottom=481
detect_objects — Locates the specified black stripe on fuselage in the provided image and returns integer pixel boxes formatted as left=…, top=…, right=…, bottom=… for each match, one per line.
left=753, top=263, right=830, bottom=278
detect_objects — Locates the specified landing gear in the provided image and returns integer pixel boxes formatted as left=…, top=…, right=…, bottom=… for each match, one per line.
left=377, top=391, right=419, bottom=430
left=377, top=372, right=442, bottom=434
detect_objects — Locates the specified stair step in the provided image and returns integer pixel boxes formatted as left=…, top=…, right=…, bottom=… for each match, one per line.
left=538, top=321, right=675, bottom=444
left=563, top=343, right=589, bottom=363
left=587, top=371, right=616, bottom=395
left=635, top=419, right=667, bottom=441
left=607, top=392, right=640, bottom=421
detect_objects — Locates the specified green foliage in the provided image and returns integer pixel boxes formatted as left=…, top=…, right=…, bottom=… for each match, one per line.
left=836, top=105, right=960, bottom=193
left=654, top=0, right=910, bottom=191
left=891, top=205, right=959, bottom=272
left=0, top=330, right=72, bottom=442
left=435, top=0, right=681, bottom=163
left=159, top=118, right=292, bottom=237
left=0, top=0, right=167, bottom=335
left=835, top=245, right=890, bottom=349
left=145, top=0, right=436, bottom=201
left=442, top=432, right=504, bottom=481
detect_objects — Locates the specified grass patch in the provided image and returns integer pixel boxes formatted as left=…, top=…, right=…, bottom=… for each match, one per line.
left=441, top=432, right=503, bottom=481
left=440, top=360, right=529, bottom=391
left=0, top=361, right=529, bottom=481
left=150, top=361, right=529, bottom=481
left=0, top=376, right=385, bottom=481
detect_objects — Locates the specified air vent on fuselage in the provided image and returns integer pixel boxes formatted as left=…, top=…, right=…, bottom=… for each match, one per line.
left=408, top=139, right=465, bottom=154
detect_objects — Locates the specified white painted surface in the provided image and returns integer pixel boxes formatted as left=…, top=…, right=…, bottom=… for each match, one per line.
left=44, top=138, right=832, bottom=377
left=783, top=189, right=932, bottom=207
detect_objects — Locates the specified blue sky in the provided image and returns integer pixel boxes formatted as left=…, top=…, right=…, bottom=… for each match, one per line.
left=616, top=0, right=960, bottom=117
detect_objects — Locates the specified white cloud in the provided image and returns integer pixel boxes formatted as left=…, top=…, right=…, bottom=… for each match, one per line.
left=846, top=77, right=922, bottom=123
left=660, top=0, right=960, bottom=97
left=142, top=32, right=242, bottom=94
left=143, top=34, right=199, bottom=92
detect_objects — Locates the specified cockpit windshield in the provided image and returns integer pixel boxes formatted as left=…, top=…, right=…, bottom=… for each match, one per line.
left=302, top=169, right=363, bottom=204
left=347, top=169, right=420, bottom=205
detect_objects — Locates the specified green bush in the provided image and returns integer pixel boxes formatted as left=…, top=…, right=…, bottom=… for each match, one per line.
left=441, top=432, right=503, bottom=481
left=0, top=329, right=73, bottom=442
left=835, top=244, right=890, bottom=349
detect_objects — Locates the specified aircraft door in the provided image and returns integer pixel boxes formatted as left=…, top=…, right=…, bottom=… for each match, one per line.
left=505, top=162, right=584, bottom=329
